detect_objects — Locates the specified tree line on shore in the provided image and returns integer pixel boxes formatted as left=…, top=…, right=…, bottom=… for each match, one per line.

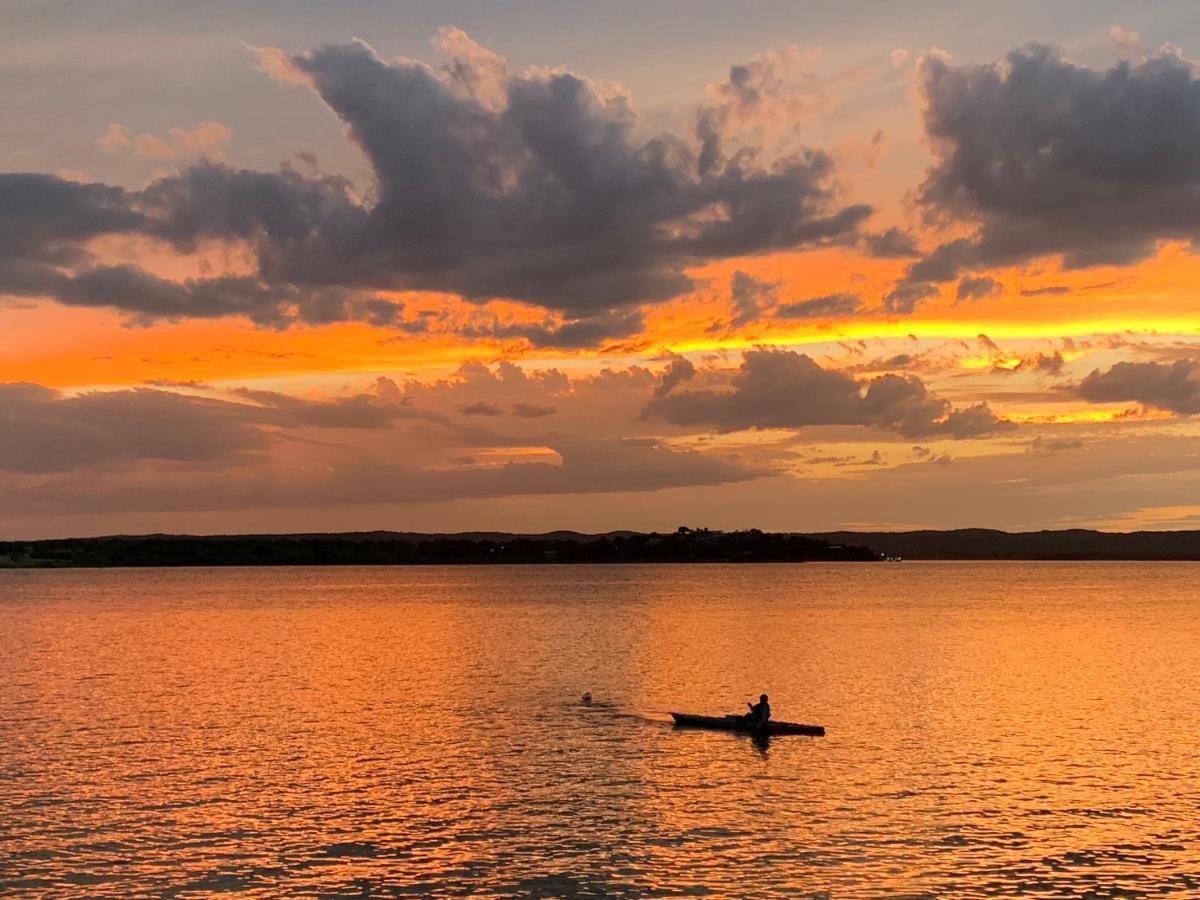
left=0, top=528, right=879, bottom=568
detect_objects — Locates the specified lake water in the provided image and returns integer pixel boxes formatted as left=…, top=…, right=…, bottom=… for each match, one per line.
left=2, top=562, right=1199, bottom=897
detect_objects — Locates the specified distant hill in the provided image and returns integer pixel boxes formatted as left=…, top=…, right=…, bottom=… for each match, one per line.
left=0, top=528, right=876, bottom=568
left=3, top=528, right=1198, bottom=568
left=809, top=529, right=1200, bottom=560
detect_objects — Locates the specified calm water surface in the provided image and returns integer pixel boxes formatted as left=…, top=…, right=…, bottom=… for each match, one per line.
left=2, top=562, right=1199, bottom=897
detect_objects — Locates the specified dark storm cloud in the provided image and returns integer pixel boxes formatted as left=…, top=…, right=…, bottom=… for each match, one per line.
left=1076, top=359, right=1200, bottom=415
left=643, top=348, right=1012, bottom=438
left=893, top=44, right=1200, bottom=301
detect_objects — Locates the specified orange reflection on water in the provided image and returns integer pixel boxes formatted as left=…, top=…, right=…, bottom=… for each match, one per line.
left=2, top=563, right=1199, bottom=895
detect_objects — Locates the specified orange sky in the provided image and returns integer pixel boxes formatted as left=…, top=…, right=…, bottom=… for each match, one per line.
left=2, top=12, right=1200, bottom=537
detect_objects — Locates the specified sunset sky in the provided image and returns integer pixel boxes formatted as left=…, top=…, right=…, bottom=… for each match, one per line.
left=4, top=0, right=1200, bottom=538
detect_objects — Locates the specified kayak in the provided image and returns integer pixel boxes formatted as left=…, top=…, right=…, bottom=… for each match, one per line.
left=670, top=712, right=825, bottom=737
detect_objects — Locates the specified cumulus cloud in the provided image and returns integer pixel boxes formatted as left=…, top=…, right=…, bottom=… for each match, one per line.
left=1076, top=359, right=1200, bottom=414
left=696, top=44, right=829, bottom=176
left=270, top=34, right=868, bottom=313
left=0, top=33, right=873, bottom=343
left=100, top=121, right=232, bottom=161
left=654, top=357, right=697, bottom=398
left=899, top=42, right=1200, bottom=296
left=643, top=348, right=1013, bottom=437
left=1109, top=26, right=1144, bottom=62
left=0, top=168, right=382, bottom=327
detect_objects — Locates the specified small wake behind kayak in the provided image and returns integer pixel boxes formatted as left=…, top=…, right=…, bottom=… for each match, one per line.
left=670, top=712, right=825, bottom=737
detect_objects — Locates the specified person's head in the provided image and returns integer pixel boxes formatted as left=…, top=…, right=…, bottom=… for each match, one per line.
left=759, top=694, right=768, bottom=703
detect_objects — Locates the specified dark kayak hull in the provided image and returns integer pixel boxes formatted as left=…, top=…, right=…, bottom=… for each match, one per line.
left=670, top=712, right=825, bottom=737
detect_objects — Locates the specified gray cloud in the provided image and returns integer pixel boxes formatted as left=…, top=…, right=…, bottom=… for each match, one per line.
left=956, top=275, right=1001, bottom=301
left=727, top=272, right=862, bottom=325
left=776, top=291, right=862, bottom=318
left=883, top=281, right=937, bottom=314
left=0, top=434, right=765, bottom=517
left=654, top=357, right=697, bottom=398
left=898, top=44, right=1200, bottom=295
left=0, top=174, right=140, bottom=266
left=1020, top=351, right=1066, bottom=375
left=511, top=402, right=557, bottom=418
left=861, top=227, right=921, bottom=258
left=643, top=348, right=1013, bottom=438
left=1027, top=436, right=1085, bottom=454
left=460, top=401, right=505, bottom=416
left=0, top=32, right=872, bottom=344
left=0, top=175, right=141, bottom=304
left=1077, top=359, right=1200, bottom=414
left=275, top=35, right=868, bottom=313
left=464, top=309, right=647, bottom=349
left=728, top=271, right=777, bottom=327
left=0, top=384, right=267, bottom=474
left=694, top=45, right=829, bottom=178
left=231, top=386, right=426, bottom=428
left=0, top=378, right=467, bottom=475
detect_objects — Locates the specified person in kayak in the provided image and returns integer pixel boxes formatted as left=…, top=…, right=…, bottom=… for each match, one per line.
left=744, top=694, right=770, bottom=729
